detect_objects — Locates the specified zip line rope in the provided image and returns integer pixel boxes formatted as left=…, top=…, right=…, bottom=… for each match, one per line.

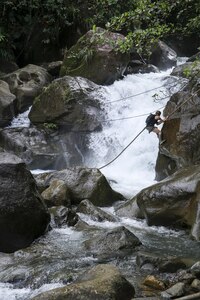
left=98, top=87, right=200, bottom=170
left=99, top=126, right=147, bottom=170
left=104, top=80, right=184, bottom=105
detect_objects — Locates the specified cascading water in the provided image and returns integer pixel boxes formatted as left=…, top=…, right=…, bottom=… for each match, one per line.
left=2, top=62, right=200, bottom=300
left=87, top=69, right=182, bottom=197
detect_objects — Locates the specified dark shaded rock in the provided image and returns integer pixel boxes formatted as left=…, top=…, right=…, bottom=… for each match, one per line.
left=77, top=199, right=117, bottom=222
left=84, top=226, right=141, bottom=255
left=40, top=61, right=63, bottom=77
left=124, top=60, right=159, bottom=75
left=1, top=64, right=52, bottom=113
left=29, top=76, right=104, bottom=131
left=0, top=152, right=50, bottom=253
left=32, top=264, right=135, bottom=300
left=0, top=80, right=17, bottom=126
left=60, top=27, right=129, bottom=85
left=149, top=41, right=177, bottom=70
left=34, top=167, right=124, bottom=207
left=159, top=259, right=186, bottom=273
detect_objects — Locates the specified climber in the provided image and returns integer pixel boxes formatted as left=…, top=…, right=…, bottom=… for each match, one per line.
left=145, top=110, right=168, bottom=144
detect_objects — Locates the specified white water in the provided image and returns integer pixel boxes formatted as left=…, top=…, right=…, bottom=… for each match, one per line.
left=1, top=64, right=191, bottom=300
left=88, top=69, right=182, bottom=197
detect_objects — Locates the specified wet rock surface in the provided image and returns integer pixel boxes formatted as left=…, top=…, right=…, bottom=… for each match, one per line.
left=0, top=152, right=50, bottom=253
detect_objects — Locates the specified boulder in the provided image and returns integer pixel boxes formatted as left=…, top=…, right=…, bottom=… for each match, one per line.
left=0, top=152, right=50, bottom=253
left=0, top=80, right=17, bottom=126
left=124, top=60, right=159, bottom=75
left=49, top=206, right=79, bottom=228
left=161, top=282, right=185, bottom=299
left=84, top=226, right=141, bottom=255
left=135, top=165, right=200, bottom=240
left=149, top=40, right=177, bottom=70
left=32, top=264, right=135, bottom=300
left=29, top=76, right=104, bottom=131
left=41, top=180, right=71, bottom=207
left=77, top=199, right=117, bottom=222
left=1, top=64, right=52, bottom=113
left=34, top=167, right=124, bottom=207
left=60, top=27, right=129, bottom=85
left=40, top=61, right=63, bottom=77
left=0, top=126, right=90, bottom=170
left=171, top=61, right=200, bottom=78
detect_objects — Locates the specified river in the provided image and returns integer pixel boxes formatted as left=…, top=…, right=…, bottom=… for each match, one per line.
left=1, top=60, right=200, bottom=299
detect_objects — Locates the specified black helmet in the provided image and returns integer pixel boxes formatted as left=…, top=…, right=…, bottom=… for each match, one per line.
left=156, top=110, right=161, bottom=116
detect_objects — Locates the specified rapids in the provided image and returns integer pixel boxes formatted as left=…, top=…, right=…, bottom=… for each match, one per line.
left=1, top=61, right=200, bottom=299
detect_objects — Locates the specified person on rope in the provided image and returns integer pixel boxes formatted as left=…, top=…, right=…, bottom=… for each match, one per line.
left=145, top=110, right=167, bottom=144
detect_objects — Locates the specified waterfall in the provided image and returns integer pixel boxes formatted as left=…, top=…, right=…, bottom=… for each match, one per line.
left=87, top=69, right=182, bottom=197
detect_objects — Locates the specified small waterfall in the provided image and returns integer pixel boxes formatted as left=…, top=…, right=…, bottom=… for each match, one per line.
left=87, top=69, right=183, bottom=197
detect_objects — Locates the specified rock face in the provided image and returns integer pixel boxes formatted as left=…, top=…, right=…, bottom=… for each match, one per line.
left=32, top=264, right=135, bottom=300
left=34, top=167, right=124, bottom=207
left=29, top=76, right=104, bottom=131
left=0, top=153, right=50, bottom=253
left=60, top=27, right=129, bottom=85
left=1, top=64, right=52, bottom=113
left=0, top=80, right=16, bottom=126
left=150, top=40, right=177, bottom=70
left=155, top=62, right=200, bottom=181
left=135, top=165, right=200, bottom=240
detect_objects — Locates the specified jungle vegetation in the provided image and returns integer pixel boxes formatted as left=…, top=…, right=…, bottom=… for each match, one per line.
left=0, top=0, right=199, bottom=62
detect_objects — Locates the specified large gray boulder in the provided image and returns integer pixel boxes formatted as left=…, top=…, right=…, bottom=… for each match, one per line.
left=150, top=40, right=177, bottom=70
left=0, top=153, right=50, bottom=253
left=29, top=76, right=104, bottom=131
left=0, top=80, right=16, bottom=126
left=77, top=199, right=117, bottom=222
left=135, top=165, right=200, bottom=240
left=1, top=64, right=52, bottom=113
left=34, top=167, right=124, bottom=207
left=84, top=226, right=141, bottom=256
left=60, top=27, right=129, bottom=85
left=32, top=264, right=135, bottom=300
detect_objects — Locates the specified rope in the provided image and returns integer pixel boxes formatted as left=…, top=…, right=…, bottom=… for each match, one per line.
left=104, top=81, right=183, bottom=105
left=99, top=126, right=147, bottom=170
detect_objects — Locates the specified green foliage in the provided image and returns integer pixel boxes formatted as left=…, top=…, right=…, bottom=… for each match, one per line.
left=0, top=0, right=199, bottom=60
left=43, top=122, right=58, bottom=130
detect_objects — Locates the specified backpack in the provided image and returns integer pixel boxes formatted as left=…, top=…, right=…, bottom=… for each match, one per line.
left=145, top=113, right=155, bottom=125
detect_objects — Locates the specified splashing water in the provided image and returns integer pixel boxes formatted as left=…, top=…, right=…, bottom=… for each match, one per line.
left=87, top=69, right=183, bottom=197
